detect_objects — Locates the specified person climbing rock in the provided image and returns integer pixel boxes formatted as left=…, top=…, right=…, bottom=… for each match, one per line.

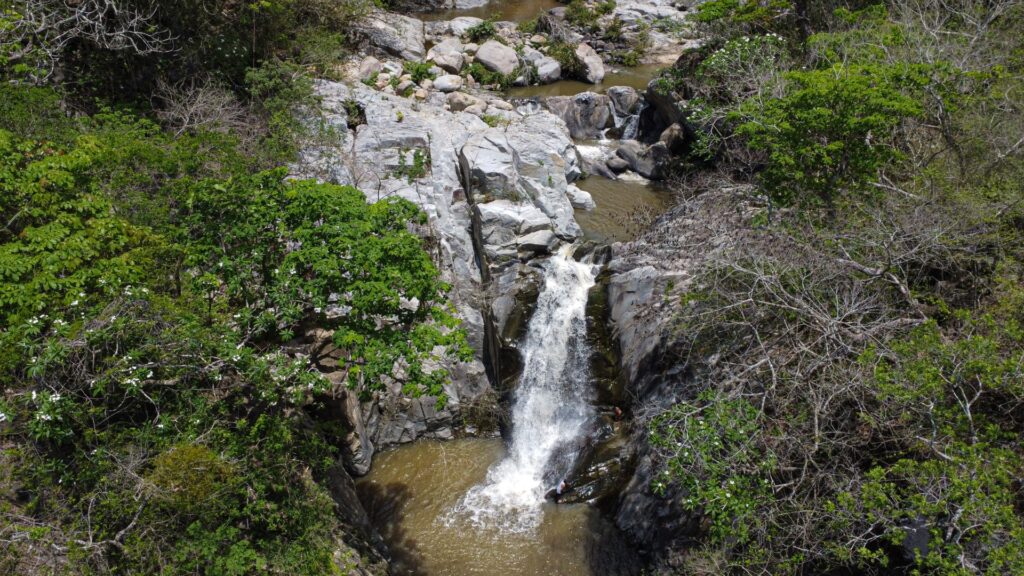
left=544, top=480, right=569, bottom=503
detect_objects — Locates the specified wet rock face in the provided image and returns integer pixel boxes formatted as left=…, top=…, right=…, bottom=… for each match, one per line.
left=296, top=79, right=586, bottom=473
left=601, top=189, right=758, bottom=560
left=607, top=86, right=641, bottom=117
left=616, top=139, right=672, bottom=180
left=543, top=92, right=615, bottom=140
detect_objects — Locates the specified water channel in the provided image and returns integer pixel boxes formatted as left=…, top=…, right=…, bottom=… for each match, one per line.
left=356, top=2, right=677, bottom=572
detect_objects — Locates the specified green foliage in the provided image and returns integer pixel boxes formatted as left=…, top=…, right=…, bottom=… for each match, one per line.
left=402, top=60, right=437, bottom=84
left=391, top=147, right=432, bottom=183
left=566, top=0, right=600, bottom=30
left=465, top=18, right=498, bottom=42
left=736, top=64, right=924, bottom=212
left=463, top=61, right=518, bottom=90
left=481, top=114, right=509, bottom=128
left=546, top=42, right=585, bottom=81
left=693, top=0, right=795, bottom=28
left=0, top=98, right=465, bottom=573
left=244, top=59, right=321, bottom=163
left=650, top=393, right=775, bottom=546
left=603, top=17, right=625, bottom=42
left=148, top=444, right=235, bottom=515
left=517, top=18, right=539, bottom=35
left=595, top=0, right=617, bottom=16
left=0, top=84, right=75, bottom=144
left=1, top=0, right=373, bottom=104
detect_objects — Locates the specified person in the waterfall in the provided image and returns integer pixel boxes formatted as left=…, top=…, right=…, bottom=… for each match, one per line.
left=545, top=480, right=569, bottom=503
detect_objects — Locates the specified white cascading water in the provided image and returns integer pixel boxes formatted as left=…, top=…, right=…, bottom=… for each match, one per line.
left=447, top=245, right=596, bottom=533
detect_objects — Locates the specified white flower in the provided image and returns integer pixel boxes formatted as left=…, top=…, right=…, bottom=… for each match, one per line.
left=51, top=394, right=61, bottom=402
left=0, top=412, right=7, bottom=423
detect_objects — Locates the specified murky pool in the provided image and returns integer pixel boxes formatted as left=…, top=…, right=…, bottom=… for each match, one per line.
left=356, top=439, right=639, bottom=576
left=419, top=0, right=563, bottom=22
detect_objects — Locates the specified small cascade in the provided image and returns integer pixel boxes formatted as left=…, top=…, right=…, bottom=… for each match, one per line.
left=447, top=245, right=597, bottom=533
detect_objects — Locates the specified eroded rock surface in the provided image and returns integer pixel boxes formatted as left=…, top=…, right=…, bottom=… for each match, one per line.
left=297, top=79, right=585, bottom=473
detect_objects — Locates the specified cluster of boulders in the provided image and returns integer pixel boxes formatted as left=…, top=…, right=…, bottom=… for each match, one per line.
left=352, top=10, right=606, bottom=92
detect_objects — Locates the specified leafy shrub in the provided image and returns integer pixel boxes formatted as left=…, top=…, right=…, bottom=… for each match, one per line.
left=392, top=148, right=431, bottom=182
left=465, top=18, right=498, bottom=42
left=546, top=42, right=585, bottom=80
left=650, top=392, right=775, bottom=546
left=596, top=0, right=617, bottom=16
left=463, top=61, right=518, bottom=89
left=517, top=18, right=539, bottom=35
left=0, top=106, right=468, bottom=573
left=604, top=16, right=625, bottom=42
left=402, top=60, right=437, bottom=84
left=566, top=0, right=599, bottom=30
left=736, top=63, right=925, bottom=212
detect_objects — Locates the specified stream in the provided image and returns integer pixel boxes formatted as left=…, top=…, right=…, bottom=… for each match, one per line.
left=356, top=2, right=676, bottom=573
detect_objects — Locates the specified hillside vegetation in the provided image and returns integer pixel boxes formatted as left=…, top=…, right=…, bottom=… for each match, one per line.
left=1, top=1, right=468, bottom=574
left=646, top=1, right=1024, bottom=574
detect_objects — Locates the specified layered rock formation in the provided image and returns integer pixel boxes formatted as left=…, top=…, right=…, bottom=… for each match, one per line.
left=297, top=78, right=586, bottom=474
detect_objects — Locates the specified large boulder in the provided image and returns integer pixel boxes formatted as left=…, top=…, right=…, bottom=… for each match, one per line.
left=434, top=74, right=465, bottom=93
left=543, top=92, right=614, bottom=140
left=424, top=16, right=483, bottom=41
left=535, top=57, right=562, bottom=84
left=428, top=37, right=465, bottom=73
left=476, top=39, right=520, bottom=76
left=459, top=133, right=520, bottom=199
left=447, top=91, right=486, bottom=112
left=566, top=184, right=596, bottom=210
left=358, top=56, right=383, bottom=82
left=616, top=140, right=671, bottom=179
left=575, top=43, right=605, bottom=84
left=521, top=46, right=561, bottom=84
left=474, top=200, right=553, bottom=261
left=354, top=11, right=425, bottom=61
left=607, top=86, right=642, bottom=116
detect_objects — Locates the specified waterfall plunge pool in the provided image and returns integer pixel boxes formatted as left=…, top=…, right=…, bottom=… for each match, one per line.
left=356, top=252, right=639, bottom=576
left=356, top=439, right=638, bottom=576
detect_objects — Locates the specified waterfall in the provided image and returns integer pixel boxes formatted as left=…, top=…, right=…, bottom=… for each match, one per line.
left=447, top=245, right=596, bottom=533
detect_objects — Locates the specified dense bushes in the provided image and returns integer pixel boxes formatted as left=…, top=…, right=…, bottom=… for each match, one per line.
left=646, top=1, right=1024, bottom=574
left=0, top=85, right=465, bottom=573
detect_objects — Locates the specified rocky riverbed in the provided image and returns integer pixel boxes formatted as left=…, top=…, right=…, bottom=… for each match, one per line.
left=292, top=0, right=714, bottom=573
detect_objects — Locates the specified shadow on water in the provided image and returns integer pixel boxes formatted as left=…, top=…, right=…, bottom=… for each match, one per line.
left=356, top=481, right=428, bottom=575
left=586, top=509, right=642, bottom=576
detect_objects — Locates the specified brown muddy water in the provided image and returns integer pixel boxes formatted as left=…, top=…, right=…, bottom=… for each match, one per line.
left=356, top=439, right=639, bottom=576
left=507, top=63, right=665, bottom=98
left=419, top=0, right=563, bottom=22
left=571, top=138, right=673, bottom=245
